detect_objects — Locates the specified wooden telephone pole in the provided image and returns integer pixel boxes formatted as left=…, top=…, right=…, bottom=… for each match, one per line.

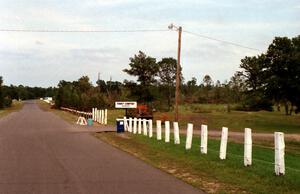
left=175, top=26, right=182, bottom=122
left=169, top=24, right=182, bottom=122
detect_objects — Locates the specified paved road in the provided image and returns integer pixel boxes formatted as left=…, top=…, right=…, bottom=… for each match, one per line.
left=0, top=101, right=204, bottom=194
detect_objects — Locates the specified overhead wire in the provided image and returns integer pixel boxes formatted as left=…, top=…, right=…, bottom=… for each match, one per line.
left=0, top=28, right=169, bottom=33
left=0, top=27, right=262, bottom=52
left=183, top=30, right=262, bottom=52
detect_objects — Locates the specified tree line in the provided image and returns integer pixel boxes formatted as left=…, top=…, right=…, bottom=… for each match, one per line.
left=0, top=76, right=56, bottom=109
left=1, top=35, right=299, bottom=114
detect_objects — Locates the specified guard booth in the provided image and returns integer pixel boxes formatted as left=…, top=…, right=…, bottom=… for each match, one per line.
left=115, top=101, right=137, bottom=132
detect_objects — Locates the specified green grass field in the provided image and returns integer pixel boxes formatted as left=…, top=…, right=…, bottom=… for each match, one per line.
left=95, top=132, right=300, bottom=194
left=0, top=100, right=23, bottom=118
left=107, top=104, right=300, bottom=134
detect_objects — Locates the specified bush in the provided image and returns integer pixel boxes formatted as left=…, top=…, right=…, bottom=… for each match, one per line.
left=3, top=96, right=12, bottom=107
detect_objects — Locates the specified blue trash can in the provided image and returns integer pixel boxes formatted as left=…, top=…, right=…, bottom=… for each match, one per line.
left=116, top=119, right=124, bottom=133
left=87, top=118, right=93, bottom=126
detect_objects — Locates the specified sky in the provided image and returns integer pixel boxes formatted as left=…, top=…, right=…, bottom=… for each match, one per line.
left=0, top=0, right=299, bottom=87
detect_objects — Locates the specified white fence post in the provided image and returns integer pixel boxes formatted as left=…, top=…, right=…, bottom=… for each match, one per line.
left=128, top=117, right=132, bottom=132
left=104, top=109, right=107, bottom=125
left=219, top=127, right=228, bottom=160
left=138, top=118, right=142, bottom=134
left=244, top=128, right=252, bottom=166
left=156, top=120, right=162, bottom=140
left=185, top=123, right=194, bottom=150
left=123, top=117, right=127, bottom=131
left=98, top=110, right=101, bottom=123
left=275, top=132, right=285, bottom=176
left=143, top=119, right=148, bottom=136
left=94, top=108, right=97, bottom=121
left=99, top=110, right=102, bottom=123
left=133, top=118, right=137, bottom=134
left=101, top=110, right=105, bottom=124
left=200, top=124, right=208, bottom=154
left=149, top=120, right=153, bottom=138
left=173, top=122, right=180, bottom=144
left=92, top=108, right=95, bottom=120
left=165, top=121, right=170, bottom=143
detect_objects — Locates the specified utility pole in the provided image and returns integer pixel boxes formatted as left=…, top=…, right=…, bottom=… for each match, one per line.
left=168, top=24, right=182, bottom=122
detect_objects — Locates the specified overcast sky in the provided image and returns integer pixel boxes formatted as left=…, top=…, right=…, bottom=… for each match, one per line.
left=0, top=0, right=299, bottom=87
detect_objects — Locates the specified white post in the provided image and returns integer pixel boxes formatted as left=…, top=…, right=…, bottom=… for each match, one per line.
left=99, top=109, right=102, bottom=123
left=101, top=110, right=105, bottom=124
left=92, top=108, right=95, bottom=120
left=98, top=110, right=101, bottom=123
left=94, top=108, right=97, bottom=121
left=173, top=122, right=180, bottom=144
left=185, top=123, right=193, bottom=150
left=275, top=132, right=285, bottom=176
left=138, top=118, right=142, bottom=134
left=143, top=119, right=148, bottom=136
left=244, top=128, right=252, bottom=166
left=128, top=117, right=132, bottom=132
left=148, top=120, right=153, bottom=138
left=165, top=121, right=170, bottom=143
left=123, top=117, right=128, bottom=131
left=133, top=118, right=137, bottom=134
left=156, top=120, right=162, bottom=140
left=104, top=109, right=107, bottom=125
left=219, top=127, right=228, bottom=160
left=200, top=124, right=208, bottom=154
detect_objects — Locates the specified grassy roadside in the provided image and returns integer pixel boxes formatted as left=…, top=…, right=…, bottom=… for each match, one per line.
left=94, top=132, right=300, bottom=194
left=0, top=100, right=23, bottom=118
left=37, top=100, right=79, bottom=124
left=153, top=104, right=300, bottom=133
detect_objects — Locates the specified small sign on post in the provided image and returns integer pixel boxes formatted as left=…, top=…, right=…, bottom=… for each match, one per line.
left=115, top=101, right=137, bottom=109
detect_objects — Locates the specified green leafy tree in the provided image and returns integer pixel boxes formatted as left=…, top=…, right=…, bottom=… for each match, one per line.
left=123, top=51, right=159, bottom=102
left=123, top=51, right=158, bottom=86
left=265, top=36, right=300, bottom=114
left=157, top=57, right=182, bottom=110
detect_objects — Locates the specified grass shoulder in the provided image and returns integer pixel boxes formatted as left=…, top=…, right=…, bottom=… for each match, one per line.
left=36, top=100, right=78, bottom=124
left=94, top=132, right=300, bottom=194
left=0, top=100, right=23, bottom=118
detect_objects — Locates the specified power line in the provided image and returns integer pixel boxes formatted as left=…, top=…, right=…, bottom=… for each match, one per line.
left=0, top=27, right=262, bottom=51
left=183, top=30, right=262, bottom=52
left=0, top=28, right=169, bottom=33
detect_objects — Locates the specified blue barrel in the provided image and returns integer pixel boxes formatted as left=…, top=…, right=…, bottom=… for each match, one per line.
left=116, top=119, right=124, bottom=133
left=87, top=118, right=93, bottom=126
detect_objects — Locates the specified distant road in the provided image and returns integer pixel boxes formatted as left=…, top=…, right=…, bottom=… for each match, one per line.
left=0, top=101, right=204, bottom=194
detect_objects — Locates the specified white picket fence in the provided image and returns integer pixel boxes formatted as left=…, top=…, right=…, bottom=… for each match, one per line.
left=61, top=107, right=92, bottom=118
left=122, top=117, right=285, bottom=176
left=61, top=107, right=108, bottom=125
left=92, top=108, right=108, bottom=125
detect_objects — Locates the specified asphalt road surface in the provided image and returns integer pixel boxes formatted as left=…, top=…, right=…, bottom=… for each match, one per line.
left=0, top=101, right=204, bottom=194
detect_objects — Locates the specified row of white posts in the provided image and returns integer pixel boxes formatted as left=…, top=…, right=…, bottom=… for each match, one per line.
left=92, top=108, right=108, bottom=125
left=61, top=107, right=92, bottom=118
left=123, top=117, right=285, bottom=176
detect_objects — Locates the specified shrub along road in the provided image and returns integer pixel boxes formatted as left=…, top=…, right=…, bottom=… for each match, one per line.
left=0, top=101, right=203, bottom=194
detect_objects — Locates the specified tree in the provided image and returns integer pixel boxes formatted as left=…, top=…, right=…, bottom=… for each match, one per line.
left=264, top=36, right=300, bottom=114
left=239, top=54, right=273, bottom=111
left=157, top=57, right=182, bottom=110
left=123, top=51, right=158, bottom=86
left=123, top=51, right=159, bottom=102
